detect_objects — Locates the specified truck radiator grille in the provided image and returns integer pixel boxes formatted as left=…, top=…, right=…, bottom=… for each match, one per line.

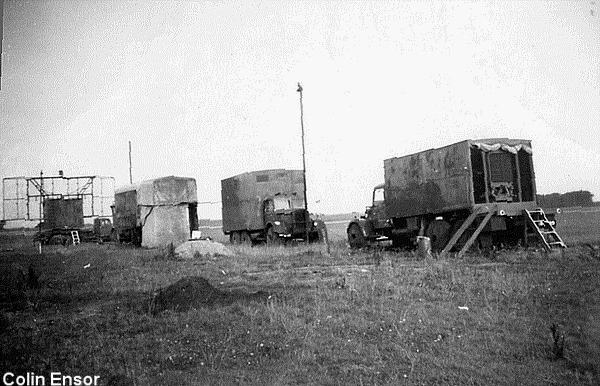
left=294, top=210, right=308, bottom=223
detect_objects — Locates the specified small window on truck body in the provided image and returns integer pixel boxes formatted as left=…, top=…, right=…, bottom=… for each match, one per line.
left=373, top=187, right=385, bottom=204
left=264, top=199, right=274, bottom=213
left=291, top=196, right=305, bottom=209
left=273, top=196, right=291, bottom=211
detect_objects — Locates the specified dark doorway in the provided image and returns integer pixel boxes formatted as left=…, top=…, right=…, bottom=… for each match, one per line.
left=518, top=150, right=534, bottom=202
left=188, top=203, right=198, bottom=234
left=470, top=148, right=486, bottom=204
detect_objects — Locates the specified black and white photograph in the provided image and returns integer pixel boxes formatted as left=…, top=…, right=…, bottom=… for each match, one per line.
left=1, top=1, right=598, bottom=385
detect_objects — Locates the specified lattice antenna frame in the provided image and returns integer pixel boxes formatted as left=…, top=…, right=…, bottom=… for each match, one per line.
left=2, top=173, right=115, bottom=222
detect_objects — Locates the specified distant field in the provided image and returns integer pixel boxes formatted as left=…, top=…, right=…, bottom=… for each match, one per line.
left=555, top=207, right=600, bottom=244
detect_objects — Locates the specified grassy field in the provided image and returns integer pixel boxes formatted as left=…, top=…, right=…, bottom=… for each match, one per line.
left=0, top=217, right=599, bottom=385
left=554, top=207, right=600, bottom=245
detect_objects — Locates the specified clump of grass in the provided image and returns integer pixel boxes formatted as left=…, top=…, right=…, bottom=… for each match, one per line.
left=24, top=264, right=42, bottom=289
left=550, top=323, right=565, bottom=359
left=154, top=243, right=179, bottom=261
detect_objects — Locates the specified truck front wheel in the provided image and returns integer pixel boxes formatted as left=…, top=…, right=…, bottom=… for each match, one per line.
left=266, top=227, right=280, bottom=246
left=132, top=227, right=142, bottom=247
left=240, top=231, right=252, bottom=245
left=347, top=223, right=366, bottom=249
left=230, top=231, right=241, bottom=245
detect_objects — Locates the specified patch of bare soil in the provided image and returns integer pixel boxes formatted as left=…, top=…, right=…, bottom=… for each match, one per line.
left=151, top=276, right=269, bottom=313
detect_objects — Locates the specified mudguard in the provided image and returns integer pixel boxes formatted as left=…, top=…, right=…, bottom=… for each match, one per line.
left=347, top=218, right=375, bottom=239
left=267, top=221, right=288, bottom=235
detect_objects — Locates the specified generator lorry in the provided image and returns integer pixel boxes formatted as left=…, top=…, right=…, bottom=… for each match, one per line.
left=36, top=197, right=114, bottom=244
left=221, top=169, right=325, bottom=245
left=347, top=138, right=565, bottom=255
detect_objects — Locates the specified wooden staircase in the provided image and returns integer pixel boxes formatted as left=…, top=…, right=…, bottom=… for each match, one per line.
left=524, top=208, right=566, bottom=252
left=439, top=205, right=496, bottom=259
left=438, top=207, right=566, bottom=258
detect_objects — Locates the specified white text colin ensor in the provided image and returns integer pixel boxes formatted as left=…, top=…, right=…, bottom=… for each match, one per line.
left=3, top=372, right=100, bottom=386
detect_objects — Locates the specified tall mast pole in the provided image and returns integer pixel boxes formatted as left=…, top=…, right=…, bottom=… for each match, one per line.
left=39, top=170, right=43, bottom=227
left=129, top=141, right=133, bottom=184
left=297, top=83, right=309, bottom=243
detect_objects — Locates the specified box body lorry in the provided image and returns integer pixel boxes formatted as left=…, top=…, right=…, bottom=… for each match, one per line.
left=221, top=169, right=323, bottom=244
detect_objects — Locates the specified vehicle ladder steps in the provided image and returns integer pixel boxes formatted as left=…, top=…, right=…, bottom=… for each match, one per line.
left=524, top=208, right=566, bottom=252
left=456, top=205, right=497, bottom=259
left=70, top=230, right=81, bottom=245
left=439, top=205, right=490, bottom=259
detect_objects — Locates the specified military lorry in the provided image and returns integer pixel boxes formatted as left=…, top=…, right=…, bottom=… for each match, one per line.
left=348, top=138, right=565, bottom=254
left=221, top=169, right=324, bottom=244
left=113, top=176, right=198, bottom=248
left=36, top=197, right=114, bottom=244
left=92, top=217, right=114, bottom=242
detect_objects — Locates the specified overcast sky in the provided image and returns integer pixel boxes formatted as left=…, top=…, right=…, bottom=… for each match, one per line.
left=1, top=0, right=598, bottom=219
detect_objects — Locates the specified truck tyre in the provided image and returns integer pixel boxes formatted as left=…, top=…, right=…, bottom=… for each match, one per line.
left=230, top=231, right=241, bottom=245
left=240, top=231, right=252, bottom=245
left=132, top=227, right=142, bottom=247
left=266, top=226, right=280, bottom=246
left=426, top=220, right=452, bottom=251
left=347, top=223, right=366, bottom=249
left=317, top=223, right=328, bottom=244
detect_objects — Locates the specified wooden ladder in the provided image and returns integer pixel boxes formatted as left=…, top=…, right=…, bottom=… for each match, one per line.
left=524, top=209, right=566, bottom=252
left=70, top=230, right=81, bottom=245
left=439, top=205, right=496, bottom=259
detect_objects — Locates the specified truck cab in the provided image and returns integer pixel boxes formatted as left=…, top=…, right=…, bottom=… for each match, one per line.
left=93, top=217, right=114, bottom=242
left=263, top=194, right=321, bottom=244
left=222, top=169, right=326, bottom=245
left=365, top=184, right=389, bottom=231
left=347, top=184, right=394, bottom=248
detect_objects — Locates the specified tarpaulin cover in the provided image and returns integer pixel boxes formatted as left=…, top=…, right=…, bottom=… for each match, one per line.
left=141, top=205, right=190, bottom=248
left=137, top=176, right=197, bottom=206
left=114, top=176, right=198, bottom=248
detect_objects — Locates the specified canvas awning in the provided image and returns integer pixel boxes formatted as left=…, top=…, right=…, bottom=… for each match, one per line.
left=471, top=142, right=532, bottom=154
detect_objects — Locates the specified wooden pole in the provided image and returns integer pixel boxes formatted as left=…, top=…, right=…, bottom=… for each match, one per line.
left=128, top=141, right=133, bottom=184
left=297, top=83, right=309, bottom=243
left=39, top=170, right=43, bottom=224
left=39, top=170, right=43, bottom=250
